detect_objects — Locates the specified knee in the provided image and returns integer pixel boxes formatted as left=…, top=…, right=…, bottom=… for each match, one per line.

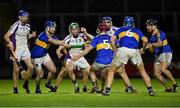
left=28, top=64, right=34, bottom=71
left=160, top=67, right=166, bottom=73
left=59, top=71, right=64, bottom=77
left=154, top=72, right=161, bottom=78
left=51, top=68, right=57, bottom=74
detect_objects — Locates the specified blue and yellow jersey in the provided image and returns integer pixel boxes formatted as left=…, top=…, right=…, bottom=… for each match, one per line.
left=149, top=30, right=172, bottom=56
left=31, top=31, right=58, bottom=58
left=114, top=26, right=145, bottom=49
left=91, top=34, right=114, bottom=65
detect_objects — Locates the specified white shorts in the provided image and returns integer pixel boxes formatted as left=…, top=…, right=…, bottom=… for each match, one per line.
left=155, top=52, right=172, bottom=65
left=91, top=61, right=110, bottom=71
left=33, top=54, right=51, bottom=70
left=112, top=47, right=143, bottom=66
left=15, top=49, right=31, bottom=61
left=67, top=57, right=90, bottom=70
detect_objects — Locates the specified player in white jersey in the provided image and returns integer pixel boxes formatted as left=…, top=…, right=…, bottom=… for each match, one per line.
left=53, top=25, right=93, bottom=93
left=55, top=22, right=93, bottom=93
left=96, top=16, right=136, bottom=93
left=4, top=10, right=36, bottom=93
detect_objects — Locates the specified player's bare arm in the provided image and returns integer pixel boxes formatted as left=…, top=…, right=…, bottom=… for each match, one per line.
left=28, top=31, right=36, bottom=39
left=72, top=45, right=93, bottom=61
left=56, top=45, right=64, bottom=59
left=81, top=27, right=94, bottom=40
left=110, top=35, right=117, bottom=53
left=140, top=36, right=148, bottom=54
left=4, top=31, right=14, bottom=50
left=48, top=38, right=63, bottom=45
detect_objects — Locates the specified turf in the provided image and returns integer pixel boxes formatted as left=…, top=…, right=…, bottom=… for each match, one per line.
left=0, top=78, right=179, bottom=107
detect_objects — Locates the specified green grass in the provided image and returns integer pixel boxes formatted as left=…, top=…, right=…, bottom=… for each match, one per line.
left=0, top=78, right=179, bottom=107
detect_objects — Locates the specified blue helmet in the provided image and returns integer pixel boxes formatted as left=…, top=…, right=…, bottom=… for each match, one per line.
left=124, top=16, right=135, bottom=27
left=102, top=16, right=112, bottom=22
left=18, top=10, right=29, bottom=16
left=45, top=20, right=57, bottom=29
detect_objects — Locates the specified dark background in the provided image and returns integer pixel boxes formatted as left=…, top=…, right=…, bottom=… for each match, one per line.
left=0, top=0, right=180, bottom=78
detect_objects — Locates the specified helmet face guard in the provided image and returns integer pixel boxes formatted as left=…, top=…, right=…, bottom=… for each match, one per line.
left=124, top=16, right=135, bottom=27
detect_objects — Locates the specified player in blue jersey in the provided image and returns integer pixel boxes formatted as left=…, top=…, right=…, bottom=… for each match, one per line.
left=100, top=16, right=136, bottom=93
left=146, top=19, right=178, bottom=92
left=72, top=23, right=113, bottom=93
left=31, top=20, right=64, bottom=93
left=103, top=16, right=155, bottom=96
left=4, top=10, right=36, bottom=94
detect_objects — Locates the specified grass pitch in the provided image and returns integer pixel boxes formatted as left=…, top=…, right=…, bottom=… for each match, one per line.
left=0, top=78, right=179, bottom=107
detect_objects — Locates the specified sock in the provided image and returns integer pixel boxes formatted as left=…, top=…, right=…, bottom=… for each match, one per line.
left=147, top=86, right=153, bottom=92
left=83, top=85, right=87, bottom=89
left=105, top=87, right=111, bottom=93
left=24, top=80, right=29, bottom=85
left=36, top=85, right=40, bottom=90
left=13, top=87, right=18, bottom=90
left=72, top=79, right=78, bottom=87
left=47, top=80, right=51, bottom=85
left=92, top=81, right=95, bottom=87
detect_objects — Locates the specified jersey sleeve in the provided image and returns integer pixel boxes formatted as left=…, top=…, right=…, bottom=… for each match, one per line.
left=38, top=33, right=49, bottom=42
left=90, top=37, right=97, bottom=48
left=136, top=29, right=145, bottom=39
left=8, top=22, right=19, bottom=34
left=114, top=29, right=121, bottom=39
left=160, top=32, right=166, bottom=41
left=63, top=35, right=71, bottom=44
left=52, top=35, right=59, bottom=40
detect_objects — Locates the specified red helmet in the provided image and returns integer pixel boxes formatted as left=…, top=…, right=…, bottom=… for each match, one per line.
left=98, top=23, right=109, bottom=32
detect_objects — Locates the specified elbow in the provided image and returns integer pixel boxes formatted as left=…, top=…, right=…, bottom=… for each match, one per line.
left=158, top=41, right=163, bottom=47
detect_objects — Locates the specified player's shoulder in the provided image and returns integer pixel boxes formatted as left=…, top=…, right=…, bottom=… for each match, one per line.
left=63, top=34, right=72, bottom=42
left=10, top=21, right=20, bottom=29
left=111, top=26, right=119, bottom=31
left=25, top=23, right=30, bottom=28
left=159, top=30, right=165, bottom=35
left=64, top=34, right=72, bottom=40
left=38, top=31, right=46, bottom=38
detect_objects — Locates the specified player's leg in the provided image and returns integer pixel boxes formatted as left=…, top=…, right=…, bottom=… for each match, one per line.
left=22, top=49, right=34, bottom=93
left=103, top=62, right=120, bottom=95
left=103, top=48, right=127, bottom=96
left=81, top=67, right=90, bottom=92
left=99, top=67, right=108, bottom=93
left=160, top=61, right=178, bottom=92
left=117, top=65, right=136, bottom=93
left=136, top=63, right=155, bottom=96
left=35, top=67, right=43, bottom=93
left=66, top=61, right=79, bottom=93
left=89, top=68, right=98, bottom=93
left=130, top=49, right=154, bottom=96
left=44, top=59, right=57, bottom=92
left=76, top=57, right=90, bottom=92
left=12, top=61, right=20, bottom=93
left=53, top=65, right=66, bottom=92
left=154, top=63, right=172, bottom=92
